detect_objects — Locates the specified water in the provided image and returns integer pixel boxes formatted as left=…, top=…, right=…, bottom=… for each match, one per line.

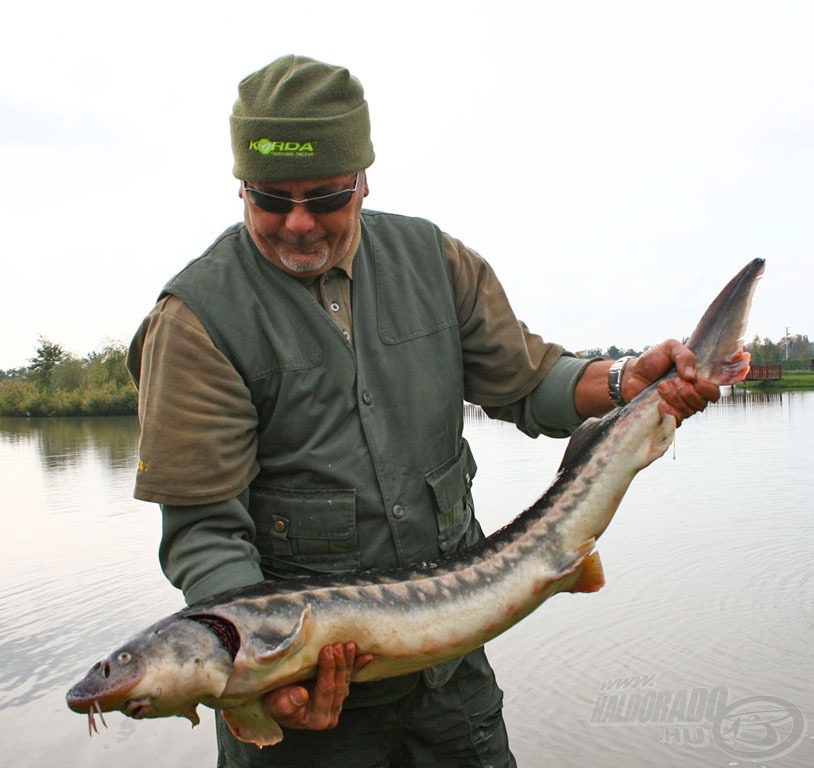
left=1, top=393, right=812, bottom=767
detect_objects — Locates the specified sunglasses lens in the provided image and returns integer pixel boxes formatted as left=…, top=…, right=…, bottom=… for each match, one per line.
left=305, top=190, right=354, bottom=214
left=245, top=174, right=357, bottom=215
left=246, top=189, right=293, bottom=214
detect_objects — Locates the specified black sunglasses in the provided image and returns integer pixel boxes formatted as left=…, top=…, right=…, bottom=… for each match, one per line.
left=243, top=172, right=359, bottom=215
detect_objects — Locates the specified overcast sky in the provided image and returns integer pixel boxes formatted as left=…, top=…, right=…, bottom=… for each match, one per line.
left=1, top=1, right=811, bottom=370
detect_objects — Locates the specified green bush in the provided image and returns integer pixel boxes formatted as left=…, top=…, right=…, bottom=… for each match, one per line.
left=79, top=384, right=138, bottom=416
left=0, top=340, right=137, bottom=417
left=0, top=380, right=41, bottom=416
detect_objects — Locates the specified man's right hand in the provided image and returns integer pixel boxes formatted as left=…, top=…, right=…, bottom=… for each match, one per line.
left=262, top=642, right=373, bottom=731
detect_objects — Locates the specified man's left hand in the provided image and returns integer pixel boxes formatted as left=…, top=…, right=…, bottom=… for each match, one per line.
left=622, top=338, right=720, bottom=424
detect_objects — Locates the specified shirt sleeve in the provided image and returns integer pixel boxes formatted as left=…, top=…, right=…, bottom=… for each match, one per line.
left=127, top=295, right=260, bottom=505
left=443, top=233, right=591, bottom=437
left=159, top=491, right=265, bottom=605
left=128, top=296, right=265, bottom=604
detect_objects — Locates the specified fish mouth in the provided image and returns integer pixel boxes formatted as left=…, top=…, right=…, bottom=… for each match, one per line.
left=64, top=697, right=110, bottom=737
left=124, top=696, right=155, bottom=719
left=71, top=695, right=153, bottom=736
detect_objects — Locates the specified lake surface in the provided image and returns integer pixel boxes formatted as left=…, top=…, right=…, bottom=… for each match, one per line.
left=1, top=392, right=812, bottom=767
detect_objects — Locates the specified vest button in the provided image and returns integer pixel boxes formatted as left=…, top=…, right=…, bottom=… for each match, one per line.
left=361, top=390, right=373, bottom=405
left=330, top=302, right=340, bottom=312
left=392, top=504, right=407, bottom=519
left=273, top=519, right=287, bottom=533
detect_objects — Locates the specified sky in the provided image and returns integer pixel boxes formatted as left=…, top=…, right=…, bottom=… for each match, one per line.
left=1, top=0, right=812, bottom=370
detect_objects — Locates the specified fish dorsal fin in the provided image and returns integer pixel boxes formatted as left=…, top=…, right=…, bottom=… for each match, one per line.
left=558, top=416, right=609, bottom=472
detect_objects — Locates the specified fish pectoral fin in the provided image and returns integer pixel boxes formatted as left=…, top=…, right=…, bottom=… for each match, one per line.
left=179, top=705, right=200, bottom=728
left=223, top=606, right=313, bottom=699
left=221, top=701, right=284, bottom=747
left=245, top=604, right=313, bottom=664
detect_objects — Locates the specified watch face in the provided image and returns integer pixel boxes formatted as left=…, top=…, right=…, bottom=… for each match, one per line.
left=608, top=357, right=631, bottom=407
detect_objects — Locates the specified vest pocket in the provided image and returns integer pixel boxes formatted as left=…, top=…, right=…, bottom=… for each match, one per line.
left=425, top=440, right=478, bottom=553
left=250, top=485, right=360, bottom=577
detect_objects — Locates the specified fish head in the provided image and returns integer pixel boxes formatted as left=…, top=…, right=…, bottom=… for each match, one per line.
left=66, top=614, right=235, bottom=725
left=66, top=639, right=146, bottom=715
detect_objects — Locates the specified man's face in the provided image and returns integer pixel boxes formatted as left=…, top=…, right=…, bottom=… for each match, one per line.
left=240, top=171, right=368, bottom=278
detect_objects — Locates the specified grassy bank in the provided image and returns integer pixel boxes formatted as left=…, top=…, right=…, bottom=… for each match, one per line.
left=0, top=379, right=137, bottom=417
left=742, top=370, right=814, bottom=391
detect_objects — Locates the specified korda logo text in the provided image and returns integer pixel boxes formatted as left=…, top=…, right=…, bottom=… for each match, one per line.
left=248, top=139, right=314, bottom=156
left=590, top=675, right=807, bottom=762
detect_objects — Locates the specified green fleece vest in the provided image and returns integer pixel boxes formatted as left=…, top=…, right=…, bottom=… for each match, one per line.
left=165, top=210, right=484, bottom=702
left=164, top=210, right=479, bottom=578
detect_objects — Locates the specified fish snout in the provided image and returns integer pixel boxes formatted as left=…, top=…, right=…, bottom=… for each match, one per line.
left=66, top=688, right=92, bottom=714
left=66, top=648, right=143, bottom=712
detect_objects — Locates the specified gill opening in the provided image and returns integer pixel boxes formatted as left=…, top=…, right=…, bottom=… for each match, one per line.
left=187, top=614, right=240, bottom=660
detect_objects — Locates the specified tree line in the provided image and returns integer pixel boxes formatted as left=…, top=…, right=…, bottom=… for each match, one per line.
left=742, top=333, right=813, bottom=368
left=580, top=333, right=813, bottom=369
left=0, top=338, right=137, bottom=417
left=1, top=332, right=811, bottom=417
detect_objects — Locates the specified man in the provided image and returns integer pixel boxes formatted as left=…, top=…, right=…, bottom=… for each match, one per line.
left=127, top=55, right=719, bottom=767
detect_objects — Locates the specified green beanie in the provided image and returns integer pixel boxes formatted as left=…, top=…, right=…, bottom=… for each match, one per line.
left=230, top=55, right=375, bottom=182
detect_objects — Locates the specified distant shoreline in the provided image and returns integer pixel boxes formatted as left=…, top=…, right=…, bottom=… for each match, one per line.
left=2, top=374, right=812, bottom=418
left=0, top=382, right=137, bottom=418
left=740, top=371, right=814, bottom=392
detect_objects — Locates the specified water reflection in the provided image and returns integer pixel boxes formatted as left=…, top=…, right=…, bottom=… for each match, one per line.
left=719, top=388, right=784, bottom=407
left=1, top=397, right=812, bottom=768
left=0, top=415, right=164, bottom=724
left=0, top=416, right=140, bottom=471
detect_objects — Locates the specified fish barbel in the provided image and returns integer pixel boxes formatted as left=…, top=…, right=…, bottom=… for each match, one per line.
left=66, top=259, right=764, bottom=747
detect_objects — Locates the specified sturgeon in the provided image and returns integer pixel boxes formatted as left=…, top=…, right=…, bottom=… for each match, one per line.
left=66, top=259, right=764, bottom=747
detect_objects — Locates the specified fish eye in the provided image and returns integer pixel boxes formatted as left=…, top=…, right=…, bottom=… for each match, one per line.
left=117, top=651, right=132, bottom=664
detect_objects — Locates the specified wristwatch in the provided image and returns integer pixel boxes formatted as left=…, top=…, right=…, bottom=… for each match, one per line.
left=608, top=356, right=636, bottom=408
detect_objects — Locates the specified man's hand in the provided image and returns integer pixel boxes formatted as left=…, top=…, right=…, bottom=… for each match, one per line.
left=262, top=642, right=373, bottom=731
left=623, top=338, right=721, bottom=423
